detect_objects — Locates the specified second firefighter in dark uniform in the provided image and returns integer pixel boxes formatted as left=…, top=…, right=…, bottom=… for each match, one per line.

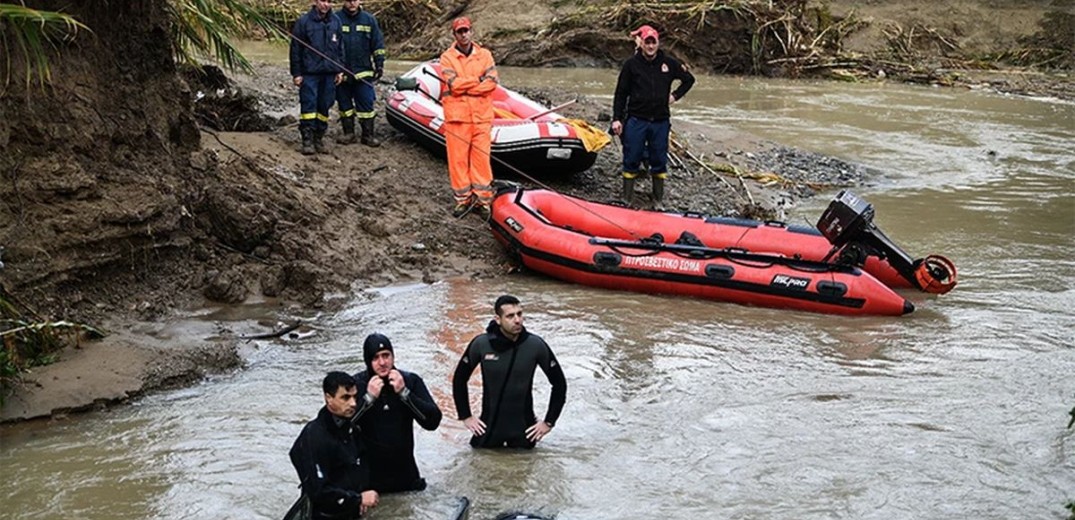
left=336, top=0, right=386, bottom=146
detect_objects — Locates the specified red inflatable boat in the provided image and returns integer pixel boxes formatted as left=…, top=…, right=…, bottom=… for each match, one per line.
left=489, top=187, right=957, bottom=316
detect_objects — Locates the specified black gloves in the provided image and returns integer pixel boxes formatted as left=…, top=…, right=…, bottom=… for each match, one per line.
left=374, top=67, right=384, bottom=81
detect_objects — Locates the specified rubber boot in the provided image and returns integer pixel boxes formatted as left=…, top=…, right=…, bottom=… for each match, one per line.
left=337, top=117, right=357, bottom=145
left=314, top=129, right=328, bottom=154
left=300, top=127, right=315, bottom=155
left=621, top=176, right=636, bottom=206
left=652, top=176, right=666, bottom=211
left=360, top=118, right=381, bottom=147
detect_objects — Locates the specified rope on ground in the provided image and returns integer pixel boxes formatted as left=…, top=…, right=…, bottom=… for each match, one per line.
left=199, top=125, right=302, bottom=189
left=671, top=137, right=752, bottom=205
left=710, top=160, right=837, bottom=193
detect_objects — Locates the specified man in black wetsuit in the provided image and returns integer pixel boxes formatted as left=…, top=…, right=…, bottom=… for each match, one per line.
left=353, top=333, right=442, bottom=493
left=452, top=294, right=568, bottom=448
left=289, top=371, right=379, bottom=519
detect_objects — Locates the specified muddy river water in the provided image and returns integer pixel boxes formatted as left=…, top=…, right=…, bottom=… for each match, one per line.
left=2, top=61, right=1073, bottom=519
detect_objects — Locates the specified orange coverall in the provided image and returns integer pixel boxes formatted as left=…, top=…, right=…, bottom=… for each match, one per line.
left=439, top=43, right=498, bottom=206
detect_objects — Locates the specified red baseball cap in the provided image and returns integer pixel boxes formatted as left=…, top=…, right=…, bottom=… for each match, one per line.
left=630, top=25, right=654, bottom=38
left=452, top=17, right=472, bottom=32
left=637, top=26, right=659, bottom=43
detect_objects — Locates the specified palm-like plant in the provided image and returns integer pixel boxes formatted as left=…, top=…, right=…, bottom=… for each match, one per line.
left=0, top=2, right=89, bottom=91
left=167, top=0, right=289, bottom=74
left=1, top=0, right=290, bottom=93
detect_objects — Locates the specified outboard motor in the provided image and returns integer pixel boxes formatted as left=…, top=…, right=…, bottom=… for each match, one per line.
left=817, top=190, right=957, bottom=294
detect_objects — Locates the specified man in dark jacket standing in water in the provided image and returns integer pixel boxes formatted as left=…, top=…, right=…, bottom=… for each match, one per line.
left=352, top=333, right=442, bottom=493
left=453, top=295, right=568, bottom=449
left=611, top=25, right=694, bottom=209
left=289, top=371, right=379, bottom=519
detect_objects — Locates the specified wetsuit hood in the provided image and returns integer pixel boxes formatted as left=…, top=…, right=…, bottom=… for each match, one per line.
left=485, top=319, right=530, bottom=353
left=362, top=333, right=394, bottom=373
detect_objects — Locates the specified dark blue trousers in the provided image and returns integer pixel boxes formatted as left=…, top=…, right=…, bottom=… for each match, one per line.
left=622, top=116, right=670, bottom=179
left=299, top=74, right=336, bottom=133
left=336, top=76, right=376, bottom=120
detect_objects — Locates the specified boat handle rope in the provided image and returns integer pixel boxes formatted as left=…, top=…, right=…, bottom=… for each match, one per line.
left=604, top=244, right=662, bottom=258
left=590, top=238, right=851, bottom=273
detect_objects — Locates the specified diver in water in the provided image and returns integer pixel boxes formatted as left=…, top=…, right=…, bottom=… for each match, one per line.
left=352, top=333, right=442, bottom=493
left=453, top=294, right=568, bottom=449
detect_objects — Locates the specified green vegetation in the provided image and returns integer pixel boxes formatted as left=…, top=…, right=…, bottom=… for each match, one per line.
left=1067, top=399, right=1074, bottom=519
left=0, top=285, right=104, bottom=407
left=1, top=0, right=289, bottom=93
left=166, top=0, right=289, bottom=73
left=0, top=3, right=89, bottom=91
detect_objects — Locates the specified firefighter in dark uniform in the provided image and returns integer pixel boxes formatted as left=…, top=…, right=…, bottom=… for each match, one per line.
left=453, top=295, right=568, bottom=449
left=352, top=333, right=442, bottom=493
left=611, top=25, right=695, bottom=209
left=336, top=0, right=386, bottom=147
left=289, top=0, right=344, bottom=155
left=289, top=371, right=379, bottom=519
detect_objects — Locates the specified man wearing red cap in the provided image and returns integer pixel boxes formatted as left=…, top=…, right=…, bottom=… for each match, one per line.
left=439, top=17, right=499, bottom=219
left=630, top=24, right=655, bottom=51
left=611, top=25, right=695, bottom=209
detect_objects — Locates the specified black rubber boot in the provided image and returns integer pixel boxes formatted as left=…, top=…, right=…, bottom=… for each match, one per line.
left=313, top=129, right=328, bottom=154
left=337, top=117, right=357, bottom=145
left=621, top=176, right=636, bottom=206
left=652, top=176, right=666, bottom=210
left=360, top=118, right=381, bottom=147
left=300, top=127, right=315, bottom=155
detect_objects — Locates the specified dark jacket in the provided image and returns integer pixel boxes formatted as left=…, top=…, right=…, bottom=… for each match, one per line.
left=339, top=8, right=385, bottom=78
left=289, top=7, right=345, bottom=77
left=452, top=321, right=567, bottom=448
left=612, top=49, right=695, bottom=122
left=352, top=368, right=442, bottom=493
left=289, top=406, right=371, bottom=519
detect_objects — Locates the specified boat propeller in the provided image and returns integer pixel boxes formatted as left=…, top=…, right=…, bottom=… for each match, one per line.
left=817, top=190, right=957, bottom=294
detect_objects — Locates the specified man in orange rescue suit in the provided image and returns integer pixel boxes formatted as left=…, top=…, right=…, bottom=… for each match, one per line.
left=439, top=17, right=498, bottom=220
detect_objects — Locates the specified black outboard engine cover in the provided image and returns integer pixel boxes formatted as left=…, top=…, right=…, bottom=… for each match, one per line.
left=817, top=190, right=875, bottom=247
left=816, top=190, right=957, bottom=294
